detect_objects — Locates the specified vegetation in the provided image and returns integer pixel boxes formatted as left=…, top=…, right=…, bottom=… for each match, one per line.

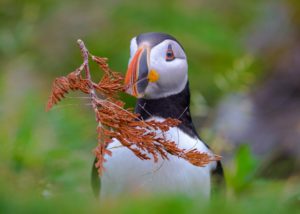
left=0, top=0, right=299, bottom=213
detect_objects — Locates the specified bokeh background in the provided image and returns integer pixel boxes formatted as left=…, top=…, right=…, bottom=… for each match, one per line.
left=1, top=0, right=300, bottom=213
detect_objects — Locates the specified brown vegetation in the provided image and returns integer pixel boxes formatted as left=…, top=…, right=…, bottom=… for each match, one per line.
left=46, top=39, right=219, bottom=175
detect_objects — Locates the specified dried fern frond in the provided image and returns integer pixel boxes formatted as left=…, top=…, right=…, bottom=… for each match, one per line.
left=46, top=39, right=220, bottom=175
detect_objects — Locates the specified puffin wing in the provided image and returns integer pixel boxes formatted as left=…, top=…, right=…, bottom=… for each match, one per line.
left=211, top=160, right=225, bottom=194
left=91, top=157, right=101, bottom=197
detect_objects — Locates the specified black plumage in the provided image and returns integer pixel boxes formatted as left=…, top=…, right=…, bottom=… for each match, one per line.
left=136, top=82, right=197, bottom=138
left=136, top=32, right=183, bottom=49
left=136, top=81, right=224, bottom=187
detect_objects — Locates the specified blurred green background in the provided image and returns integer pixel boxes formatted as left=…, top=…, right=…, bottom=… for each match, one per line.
left=1, top=0, right=300, bottom=213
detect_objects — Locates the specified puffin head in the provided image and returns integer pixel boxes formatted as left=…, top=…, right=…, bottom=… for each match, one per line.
left=125, top=32, right=188, bottom=99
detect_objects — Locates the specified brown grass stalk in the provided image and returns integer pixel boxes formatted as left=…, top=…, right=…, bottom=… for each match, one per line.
left=46, top=39, right=220, bottom=175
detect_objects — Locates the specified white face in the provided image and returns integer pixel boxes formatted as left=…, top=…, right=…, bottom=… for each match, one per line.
left=127, top=37, right=188, bottom=99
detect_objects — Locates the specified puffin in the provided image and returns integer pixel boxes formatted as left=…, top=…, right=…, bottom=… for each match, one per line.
left=91, top=32, right=224, bottom=198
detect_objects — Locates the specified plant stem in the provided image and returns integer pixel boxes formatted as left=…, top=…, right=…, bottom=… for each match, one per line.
left=77, top=39, right=99, bottom=121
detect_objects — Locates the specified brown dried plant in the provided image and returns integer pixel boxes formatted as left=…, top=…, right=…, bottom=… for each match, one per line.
left=46, top=39, right=220, bottom=175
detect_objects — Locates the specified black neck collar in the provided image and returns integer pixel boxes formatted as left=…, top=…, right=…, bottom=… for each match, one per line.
left=135, top=82, right=198, bottom=138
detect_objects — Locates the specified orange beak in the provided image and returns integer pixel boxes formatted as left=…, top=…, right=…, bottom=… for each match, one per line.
left=125, top=46, right=149, bottom=97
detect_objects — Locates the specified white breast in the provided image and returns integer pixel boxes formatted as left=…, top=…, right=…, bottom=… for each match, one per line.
left=100, top=117, right=216, bottom=198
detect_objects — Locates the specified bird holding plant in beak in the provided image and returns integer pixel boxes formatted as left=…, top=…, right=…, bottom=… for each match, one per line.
left=92, top=32, right=224, bottom=198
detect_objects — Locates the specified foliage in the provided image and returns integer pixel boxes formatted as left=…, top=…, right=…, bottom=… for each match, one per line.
left=225, top=144, right=258, bottom=193
left=46, top=40, right=219, bottom=174
left=1, top=0, right=299, bottom=213
left=0, top=177, right=299, bottom=214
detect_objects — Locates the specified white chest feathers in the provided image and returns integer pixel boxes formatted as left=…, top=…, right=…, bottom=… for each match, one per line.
left=101, top=117, right=217, bottom=198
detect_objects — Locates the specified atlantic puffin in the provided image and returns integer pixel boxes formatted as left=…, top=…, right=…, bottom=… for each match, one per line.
left=91, top=32, right=224, bottom=198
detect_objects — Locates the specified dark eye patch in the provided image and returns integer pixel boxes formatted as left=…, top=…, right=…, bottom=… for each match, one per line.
left=166, top=44, right=175, bottom=61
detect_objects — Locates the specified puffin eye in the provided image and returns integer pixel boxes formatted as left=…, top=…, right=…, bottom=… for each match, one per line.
left=165, top=44, right=175, bottom=61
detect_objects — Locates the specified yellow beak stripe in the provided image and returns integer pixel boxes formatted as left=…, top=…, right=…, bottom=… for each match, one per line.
left=148, top=70, right=160, bottom=83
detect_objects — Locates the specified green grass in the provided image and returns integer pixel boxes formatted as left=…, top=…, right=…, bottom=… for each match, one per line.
left=0, top=178, right=299, bottom=213
left=1, top=0, right=299, bottom=213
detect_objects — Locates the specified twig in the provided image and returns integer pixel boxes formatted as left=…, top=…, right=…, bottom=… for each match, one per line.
left=77, top=39, right=99, bottom=120
left=46, top=39, right=221, bottom=175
